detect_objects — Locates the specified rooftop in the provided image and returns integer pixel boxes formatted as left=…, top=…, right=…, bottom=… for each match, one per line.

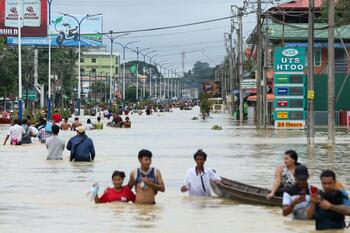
left=269, top=0, right=323, bottom=11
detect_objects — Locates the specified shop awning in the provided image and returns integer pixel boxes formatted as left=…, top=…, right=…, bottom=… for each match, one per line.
left=247, top=94, right=274, bottom=102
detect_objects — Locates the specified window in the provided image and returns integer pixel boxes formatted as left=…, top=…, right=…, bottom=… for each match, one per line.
left=92, top=58, right=96, bottom=63
left=80, top=68, right=85, bottom=73
left=314, top=49, right=322, bottom=66
left=80, top=58, right=84, bottom=63
left=115, top=67, right=119, bottom=75
left=91, top=68, right=96, bottom=73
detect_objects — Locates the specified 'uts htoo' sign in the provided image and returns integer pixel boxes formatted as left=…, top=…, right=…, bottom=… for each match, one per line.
left=274, top=48, right=306, bottom=72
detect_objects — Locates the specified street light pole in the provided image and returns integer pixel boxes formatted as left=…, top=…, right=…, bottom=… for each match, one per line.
left=17, top=0, right=22, bottom=120
left=47, top=0, right=53, bottom=121
left=114, top=41, right=138, bottom=100
left=61, top=12, right=102, bottom=115
left=129, top=47, right=150, bottom=100
left=100, top=31, right=127, bottom=110
left=140, top=50, right=156, bottom=99
left=147, top=54, right=157, bottom=99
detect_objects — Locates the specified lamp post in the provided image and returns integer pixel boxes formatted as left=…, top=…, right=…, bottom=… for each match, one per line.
left=158, top=62, right=168, bottom=100
left=60, top=12, right=102, bottom=115
left=128, top=47, right=150, bottom=100
left=17, top=0, right=22, bottom=120
left=140, top=50, right=156, bottom=99
left=47, top=0, right=53, bottom=120
left=147, top=54, right=158, bottom=99
left=114, top=41, right=138, bottom=100
left=99, top=31, right=127, bottom=110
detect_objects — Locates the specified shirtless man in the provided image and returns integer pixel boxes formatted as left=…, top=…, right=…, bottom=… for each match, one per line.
left=128, top=149, right=165, bottom=204
left=60, top=118, right=71, bottom=130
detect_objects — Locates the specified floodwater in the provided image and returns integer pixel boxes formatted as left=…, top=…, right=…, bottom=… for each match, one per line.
left=0, top=107, right=350, bottom=233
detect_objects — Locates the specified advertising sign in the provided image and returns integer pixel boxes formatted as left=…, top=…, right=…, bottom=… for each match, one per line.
left=202, top=81, right=222, bottom=98
left=0, top=0, right=47, bottom=37
left=7, top=14, right=103, bottom=47
left=274, top=48, right=306, bottom=72
left=273, top=47, right=306, bottom=129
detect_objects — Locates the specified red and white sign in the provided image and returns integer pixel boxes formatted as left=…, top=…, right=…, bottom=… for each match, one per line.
left=0, top=0, right=47, bottom=37
left=277, top=100, right=288, bottom=107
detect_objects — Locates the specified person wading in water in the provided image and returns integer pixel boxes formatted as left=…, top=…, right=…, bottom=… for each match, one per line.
left=267, top=150, right=300, bottom=199
left=128, top=149, right=165, bottom=204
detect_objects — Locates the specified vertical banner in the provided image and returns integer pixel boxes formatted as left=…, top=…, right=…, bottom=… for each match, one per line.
left=273, top=47, right=307, bottom=129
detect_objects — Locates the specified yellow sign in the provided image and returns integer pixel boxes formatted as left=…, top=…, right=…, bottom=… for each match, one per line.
left=277, top=112, right=288, bottom=119
left=308, top=90, right=315, bottom=100
left=276, top=121, right=304, bottom=128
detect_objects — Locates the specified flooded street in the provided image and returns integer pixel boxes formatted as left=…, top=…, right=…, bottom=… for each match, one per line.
left=1, top=107, right=350, bottom=233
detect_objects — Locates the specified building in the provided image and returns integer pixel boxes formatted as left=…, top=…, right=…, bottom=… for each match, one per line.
left=79, top=49, right=120, bottom=100
left=246, top=0, right=350, bottom=125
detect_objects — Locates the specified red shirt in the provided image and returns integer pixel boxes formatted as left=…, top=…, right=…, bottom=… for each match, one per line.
left=52, top=113, right=62, bottom=124
left=98, top=186, right=136, bottom=203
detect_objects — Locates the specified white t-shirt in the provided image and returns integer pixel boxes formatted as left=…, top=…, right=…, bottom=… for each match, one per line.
left=183, top=167, right=221, bottom=197
left=8, top=124, right=25, bottom=141
left=85, top=124, right=94, bottom=130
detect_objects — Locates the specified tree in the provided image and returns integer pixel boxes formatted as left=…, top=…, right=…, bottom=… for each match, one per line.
left=199, top=93, right=211, bottom=119
left=125, top=86, right=137, bottom=102
left=318, top=0, right=350, bottom=25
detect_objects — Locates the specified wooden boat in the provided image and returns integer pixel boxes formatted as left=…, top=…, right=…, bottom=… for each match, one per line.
left=211, top=177, right=282, bottom=207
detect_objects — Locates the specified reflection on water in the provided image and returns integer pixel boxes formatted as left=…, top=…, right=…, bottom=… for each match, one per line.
left=0, top=107, right=350, bottom=233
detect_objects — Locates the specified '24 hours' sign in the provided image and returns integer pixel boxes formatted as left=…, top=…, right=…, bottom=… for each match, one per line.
left=274, top=48, right=306, bottom=72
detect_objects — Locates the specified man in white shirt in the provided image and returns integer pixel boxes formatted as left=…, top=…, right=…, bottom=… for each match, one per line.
left=46, top=124, right=65, bottom=160
left=181, top=149, right=221, bottom=197
left=3, top=119, right=25, bottom=145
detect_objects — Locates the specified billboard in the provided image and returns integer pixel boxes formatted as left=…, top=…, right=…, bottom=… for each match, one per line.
left=202, top=81, right=222, bottom=98
left=0, top=0, right=47, bottom=37
left=7, top=14, right=103, bottom=47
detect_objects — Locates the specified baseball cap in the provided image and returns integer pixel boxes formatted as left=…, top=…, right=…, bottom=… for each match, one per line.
left=295, top=165, right=309, bottom=180
left=76, top=126, right=85, bottom=134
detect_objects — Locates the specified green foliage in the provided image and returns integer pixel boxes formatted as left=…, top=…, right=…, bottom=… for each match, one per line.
left=199, top=93, right=211, bottom=119
left=211, top=125, right=223, bottom=130
left=57, top=108, right=71, bottom=120
left=0, top=39, right=18, bottom=98
left=125, top=86, right=137, bottom=102
left=318, top=0, right=350, bottom=25
left=184, top=61, right=215, bottom=86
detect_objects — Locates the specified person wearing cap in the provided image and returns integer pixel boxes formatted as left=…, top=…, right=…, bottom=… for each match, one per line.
left=282, top=165, right=316, bottom=220
left=66, top=126, right=95, bottom=162
left=306, top=170, right=350, bottom=230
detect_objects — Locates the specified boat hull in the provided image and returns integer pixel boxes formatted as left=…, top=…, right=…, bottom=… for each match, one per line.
left=211, top=177, right=282, bottom=207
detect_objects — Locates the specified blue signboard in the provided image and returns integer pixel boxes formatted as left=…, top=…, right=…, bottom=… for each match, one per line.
left=277, top=87, right=288, bottom=95
left=7, top=14, right=103, bottom=47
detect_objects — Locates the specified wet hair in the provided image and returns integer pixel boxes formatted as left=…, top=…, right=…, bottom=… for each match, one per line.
left=125, top=117, right=130, bottom=120
left=284, top=150, right=299, bottom=165
left=112, top=170, right=126, bottom=179
left=87, top=119, right=91, bottom=124
left=13, top=119, right=18, bottom=125
left=22, top=119, right=27, bottom=125
left=74, top=117, right=79, bottom=121
left=52, top=124, right=60, bottom=135
left=64, top=117, right=68, bottom=122
left=320, top=170, right=336, bottom=181
left=97, top=117, right=101, bottom=121
left=138, top=149, right=153, bottom=159
left=194, top=149, right=207, bottom=160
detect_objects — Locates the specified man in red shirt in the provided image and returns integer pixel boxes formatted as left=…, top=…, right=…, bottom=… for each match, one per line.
left=52, top=110, right=62, bottom=124
left=95, top=171, right=135, bottom=204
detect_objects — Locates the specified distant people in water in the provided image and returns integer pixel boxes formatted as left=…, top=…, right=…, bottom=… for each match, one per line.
left=60, top=118, right=71, bottom=131
left=67, top=126, right=95, bottom=162
left=107, top=114, right=123, bottom=128
left=85, top=119, right=94, bottom=130
left=123, top=117, right=131, bottom=128
left=46, top=124, right=65, bottom=160
left=3, top=119, right=25, bottom=145
left=181, top=149, right=221, bottom=197
left=21, top=119, right=38, bottom=144
left=94, top=117, right=103, bottom=130
left=94, top=170, right=136, bottom=204
left=128, top=149, right=165, bottom=204
left=52, top=109, right=62, bottom=124
left=71, top=117, right=82, bottom=131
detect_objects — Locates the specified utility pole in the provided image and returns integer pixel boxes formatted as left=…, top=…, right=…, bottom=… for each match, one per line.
left=328, top=0, right=335, bottom=146
left=237, top=7, right=244, bottom=124
left=263, top=19, right=269, bottom=129
left=307, top=0, right=315, bottom=147
left=256, top=0, right=263, bottom=129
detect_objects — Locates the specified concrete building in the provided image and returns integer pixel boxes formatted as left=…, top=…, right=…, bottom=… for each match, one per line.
left=79, top=49, right=120, bottom=100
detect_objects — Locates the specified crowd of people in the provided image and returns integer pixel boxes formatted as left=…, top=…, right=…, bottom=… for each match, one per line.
left=267, top=150, right=350, bottom=230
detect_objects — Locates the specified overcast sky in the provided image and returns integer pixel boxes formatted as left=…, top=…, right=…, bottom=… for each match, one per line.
left=53, top=0, right=260, bottom=72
